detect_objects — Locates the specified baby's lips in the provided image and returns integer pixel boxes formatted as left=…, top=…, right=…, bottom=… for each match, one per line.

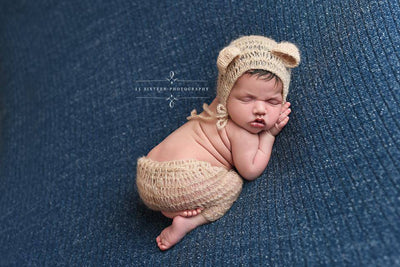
left=254, top=118, right=265, bottom=124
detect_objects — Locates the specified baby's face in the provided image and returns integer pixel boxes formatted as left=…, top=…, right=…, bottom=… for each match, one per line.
left=226, top=73, right=283, bottom=134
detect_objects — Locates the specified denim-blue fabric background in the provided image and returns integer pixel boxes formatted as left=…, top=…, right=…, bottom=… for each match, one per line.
left=1, top=0, right=399, bottom=266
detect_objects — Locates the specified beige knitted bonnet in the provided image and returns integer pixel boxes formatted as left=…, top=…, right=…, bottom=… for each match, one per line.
left=188, top=35, right=300, bottom=129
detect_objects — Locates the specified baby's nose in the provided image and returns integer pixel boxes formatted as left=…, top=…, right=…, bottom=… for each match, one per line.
left=253, top=101, right=266, bottom=115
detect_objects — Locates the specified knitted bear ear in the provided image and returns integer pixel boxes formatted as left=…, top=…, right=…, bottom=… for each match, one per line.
left=271, top=42, right=300, bottom=68
left=217, top=46, right=241, bottom=74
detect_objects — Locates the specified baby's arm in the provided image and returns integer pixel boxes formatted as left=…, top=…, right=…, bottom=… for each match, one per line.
left=228, top=102, right=291, bottom=180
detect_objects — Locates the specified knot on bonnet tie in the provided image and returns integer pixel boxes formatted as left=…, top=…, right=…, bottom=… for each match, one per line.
left=187, top=103, right=228, bottom=130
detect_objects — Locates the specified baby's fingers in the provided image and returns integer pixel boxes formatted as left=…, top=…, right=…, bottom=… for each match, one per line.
left=278, top=107, right=291, bottom=123
left=281, top=102, right=291, bottom=112
left=276, top=116, right=290, bottom=129
left=270, top=116, right=289, bottom=136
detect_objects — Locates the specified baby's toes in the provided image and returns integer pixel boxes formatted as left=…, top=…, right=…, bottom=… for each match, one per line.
left=156, top=236, right=169, bottom=251
left=156, top=236, right=162, bottom=248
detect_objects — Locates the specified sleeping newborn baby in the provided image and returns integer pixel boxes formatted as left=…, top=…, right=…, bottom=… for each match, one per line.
left=136, top=35, right=300, bottom=250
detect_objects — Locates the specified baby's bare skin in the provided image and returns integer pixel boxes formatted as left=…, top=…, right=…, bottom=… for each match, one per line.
left=147, top=98, right=233, bottom=169
left=161, top=208, right=203, bottom=219
left=147, top=74, right=291, bottom=250
left=147, top=98, right=232, bottom=251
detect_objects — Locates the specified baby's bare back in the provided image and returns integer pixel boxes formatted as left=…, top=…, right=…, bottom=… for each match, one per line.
left=147, top=99, right=233, bottom=169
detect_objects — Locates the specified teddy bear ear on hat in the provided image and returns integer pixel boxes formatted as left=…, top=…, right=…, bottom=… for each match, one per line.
left=271, top=42, right=301, bottom=68
left=217, top=46, right=241, bottom=75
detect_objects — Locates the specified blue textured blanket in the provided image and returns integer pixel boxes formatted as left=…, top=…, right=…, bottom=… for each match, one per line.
left=1, top=0, right=399, bottom=265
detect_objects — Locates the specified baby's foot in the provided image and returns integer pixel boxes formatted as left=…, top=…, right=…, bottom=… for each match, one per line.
left=162, top=208, right=203, bottom=219
left=156, top=217, right=187, bottom=250
left=180, top=208, right=203, bottom=217
left=156, top=215, right=207, bottom=251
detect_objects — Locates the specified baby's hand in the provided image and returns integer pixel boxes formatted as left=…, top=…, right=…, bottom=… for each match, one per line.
left=268, top=102, right=291, bottom=136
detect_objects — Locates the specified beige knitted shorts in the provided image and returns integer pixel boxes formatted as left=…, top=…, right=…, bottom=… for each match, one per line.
left=136, top=157, right=243, bottom=222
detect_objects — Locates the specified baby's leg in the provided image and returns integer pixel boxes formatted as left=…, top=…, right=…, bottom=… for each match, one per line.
left=156, top=214, right=208, bottom=251
left=161, top=208, right=203, bottom=219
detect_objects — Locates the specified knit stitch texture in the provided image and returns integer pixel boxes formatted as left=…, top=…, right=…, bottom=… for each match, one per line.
left=136, top=157, right=243, bottom=222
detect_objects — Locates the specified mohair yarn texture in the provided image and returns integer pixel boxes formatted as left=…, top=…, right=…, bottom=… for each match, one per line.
left=136, top=157, right=243, bottom=222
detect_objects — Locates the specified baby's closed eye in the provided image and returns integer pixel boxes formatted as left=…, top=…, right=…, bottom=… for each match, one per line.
left=265, top=99, right=281, bottom=105
left=240, top=96, right=254, bottom=102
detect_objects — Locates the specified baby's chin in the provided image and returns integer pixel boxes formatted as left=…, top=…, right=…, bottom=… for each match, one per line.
left=230, top=119, right=270, bottom=134
left=249, top=124, right=276, bottom=134
left=243, top=124, right=268, bottom=134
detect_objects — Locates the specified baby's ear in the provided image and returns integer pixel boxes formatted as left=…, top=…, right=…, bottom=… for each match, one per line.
left=271, top=42, right=300, bottom=68
left=217, top=46, right=241, bottom=74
